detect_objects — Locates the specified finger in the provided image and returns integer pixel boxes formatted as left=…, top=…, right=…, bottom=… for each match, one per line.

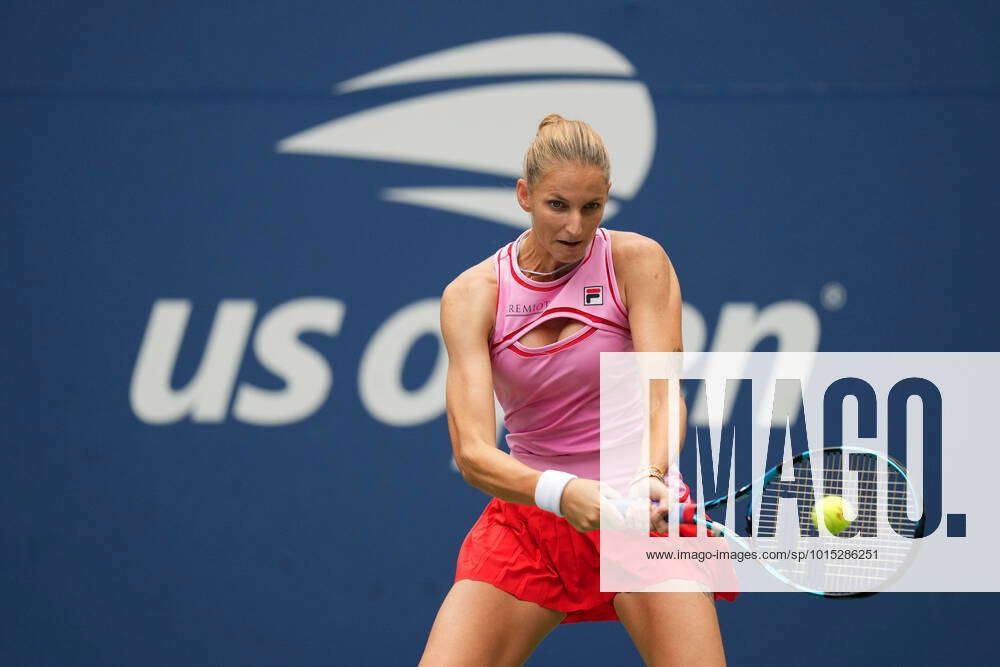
left=651, top=512, right=669, bottom=534
left=650, top=503, right=670, bottom=533
left=648, top=479, right=683, bottom=507
left=651, top=502, right=671, bottom=523
left=648, top=502, right=700, bottom=532
left=646, top=478, right=667, bottom=499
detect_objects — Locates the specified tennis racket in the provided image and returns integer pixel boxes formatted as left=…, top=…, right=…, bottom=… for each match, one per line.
left=612, top=446, right=924, bottom=597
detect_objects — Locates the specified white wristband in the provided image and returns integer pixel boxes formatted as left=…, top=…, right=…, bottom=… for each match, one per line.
left=534, top=470, right=578, bottom=517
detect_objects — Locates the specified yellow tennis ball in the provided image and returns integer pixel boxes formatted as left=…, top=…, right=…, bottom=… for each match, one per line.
left=812, top=496, right=853, bottom=535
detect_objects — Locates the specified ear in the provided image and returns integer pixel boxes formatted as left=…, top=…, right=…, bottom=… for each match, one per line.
left=516, top=178, right=532, bottom=212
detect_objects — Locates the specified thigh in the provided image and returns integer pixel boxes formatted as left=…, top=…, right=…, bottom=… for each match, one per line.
left=419, top=579, right=566, bottom=666
left=613, top=587, right=726, bottom=667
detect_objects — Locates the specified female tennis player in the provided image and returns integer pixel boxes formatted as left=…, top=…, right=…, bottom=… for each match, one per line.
left=419, top=115, right=732, bottom=666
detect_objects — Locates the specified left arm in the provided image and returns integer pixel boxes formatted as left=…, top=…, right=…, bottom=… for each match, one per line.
left=614, top=232, right=687, bottom=527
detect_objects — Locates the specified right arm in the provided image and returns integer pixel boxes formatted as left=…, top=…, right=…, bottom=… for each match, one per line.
left=441, top=262, right=538, bottom=504
left=441, top=262, right=603, bottom=530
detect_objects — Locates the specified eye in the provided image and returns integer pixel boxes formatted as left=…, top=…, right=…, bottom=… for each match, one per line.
left=585, top=202, right=602, bottom=210
left=548, top=200, right=565, bottom=209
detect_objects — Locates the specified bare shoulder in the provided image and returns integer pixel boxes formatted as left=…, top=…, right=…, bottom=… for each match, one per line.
left=442, top=255, right=496, bottom=305
left=441, top=254, right=498, bottom=341
left=608, top=230, right=674, bottom=281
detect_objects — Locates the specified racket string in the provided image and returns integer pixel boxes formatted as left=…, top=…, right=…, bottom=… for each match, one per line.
left=751, top=450, right=919, bottom=595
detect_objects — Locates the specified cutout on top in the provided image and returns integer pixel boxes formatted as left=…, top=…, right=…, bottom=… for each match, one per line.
left=517, top=317, right=589, bottom=349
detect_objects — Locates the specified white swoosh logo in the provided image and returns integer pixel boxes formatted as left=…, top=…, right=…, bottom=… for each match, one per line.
left=277, top=34, right=656, bottom=226
left=335, top=32, right=636, bottom=93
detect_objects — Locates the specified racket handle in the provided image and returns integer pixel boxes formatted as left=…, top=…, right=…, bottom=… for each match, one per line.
left=607, top=499, right=726, bottom=536
left=608, top=500, right=698, bottom=523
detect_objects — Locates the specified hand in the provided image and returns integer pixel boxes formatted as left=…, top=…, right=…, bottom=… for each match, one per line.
left=642, top=473, right=691, bottom=533
left=560, top=479, right=622, bottom=533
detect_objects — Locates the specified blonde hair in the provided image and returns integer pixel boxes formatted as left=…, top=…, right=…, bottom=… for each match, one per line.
left=523, top=114, right=610, bottom=187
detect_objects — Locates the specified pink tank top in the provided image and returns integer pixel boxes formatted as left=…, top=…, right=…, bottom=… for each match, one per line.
left=490, top=228, right=633, bottom=480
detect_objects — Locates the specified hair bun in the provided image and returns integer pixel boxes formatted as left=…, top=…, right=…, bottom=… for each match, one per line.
left=523, top=114, right=610, bottom=187
left=537, top=114, right=565, bottom=131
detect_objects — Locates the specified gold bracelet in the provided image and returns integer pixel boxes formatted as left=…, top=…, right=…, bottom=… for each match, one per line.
left=630, top=465, right=665, bottom=486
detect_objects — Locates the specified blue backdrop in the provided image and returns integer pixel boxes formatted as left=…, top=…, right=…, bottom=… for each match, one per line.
left=3, top=2, right=998, bottom=665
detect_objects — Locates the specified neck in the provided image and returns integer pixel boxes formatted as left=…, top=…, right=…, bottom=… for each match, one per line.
left=517, top=231, right=582, bottom=280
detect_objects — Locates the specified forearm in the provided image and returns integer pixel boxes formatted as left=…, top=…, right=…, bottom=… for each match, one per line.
left=648, top=379, right=687, bottom=472
left=453, top=443, right=542, bottom=505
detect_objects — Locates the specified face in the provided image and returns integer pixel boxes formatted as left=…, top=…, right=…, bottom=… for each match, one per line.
left=516, top=163, right=611, bottom=264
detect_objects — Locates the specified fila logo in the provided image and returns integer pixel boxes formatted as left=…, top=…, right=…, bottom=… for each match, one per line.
left=584, top=286, right=604, bottom=306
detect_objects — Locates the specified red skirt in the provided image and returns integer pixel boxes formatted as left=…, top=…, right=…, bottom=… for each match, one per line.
left=455, top=498, right=737, bottom=624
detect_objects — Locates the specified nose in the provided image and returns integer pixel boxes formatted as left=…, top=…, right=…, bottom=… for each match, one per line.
left=565, top=212, right=583, bottom=237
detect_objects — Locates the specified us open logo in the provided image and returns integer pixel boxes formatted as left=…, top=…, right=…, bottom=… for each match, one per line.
left=584, top=285, right=604, bottom=306
left=130, top=34, right=824, bottom=432
left=276, top=33, right=656, bottom=228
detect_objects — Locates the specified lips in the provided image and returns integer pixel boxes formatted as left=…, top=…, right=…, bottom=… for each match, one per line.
left=557, top=240, right=582, bottom=246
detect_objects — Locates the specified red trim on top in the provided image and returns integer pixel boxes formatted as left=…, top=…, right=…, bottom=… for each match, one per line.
left=601, top=229, right=629, bottom=318
left=508, top=326, right=598, bottom=357
left=488, top=246, right=506, bottom=343
left=496, top=306, right=628, bottom=346
left=508, top=236, right=597, bottom=291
